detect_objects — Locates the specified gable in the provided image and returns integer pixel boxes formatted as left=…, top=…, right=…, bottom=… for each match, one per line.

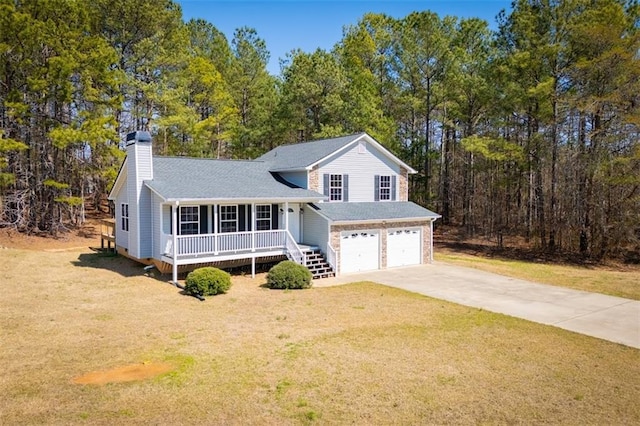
left=107, top=157, right=128, bottom=201
left=259, top=133, right=415, bottom=174
left=315, top=134, right=415, bottom=174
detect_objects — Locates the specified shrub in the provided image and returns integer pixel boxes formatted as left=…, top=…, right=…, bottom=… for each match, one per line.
left=267, top=260, right=312, bottom=290
left=184, top=267, right=231, bottom=296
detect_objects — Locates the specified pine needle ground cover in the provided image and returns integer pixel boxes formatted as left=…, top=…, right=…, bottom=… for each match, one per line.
left=1, top=248, right=638, bottom=424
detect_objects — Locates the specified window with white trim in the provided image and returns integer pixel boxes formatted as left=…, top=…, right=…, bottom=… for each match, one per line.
left=121, top=203, right=129, bottom=231
left=220, top=205, right=237, bottom=233
left=256, top=204, right=271, bottom=231
left=180, top=206, right=199, bottom=235
left=379, top=175, right=391, bottom=200
left=330, top=174, right=343, bottom=201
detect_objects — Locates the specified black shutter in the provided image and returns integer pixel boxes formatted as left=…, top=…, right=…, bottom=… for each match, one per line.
left=247, top=205, right=252, bottom=231
left=238, top=205, right=246, bottom=232
left=374, top=175, right=380, bottom=201
left=177, top=206, right=181, bottom=235
left=323, top=174, right=330, bottom=197
left=343, top=174, right=349, bottom=202
left=272, top=204, right=279, bottom=229
left=200, top=205, right=208, bottom=234
left=391, top=175, right=397, bottom=201
left=169, top=206, right=173, bottom=235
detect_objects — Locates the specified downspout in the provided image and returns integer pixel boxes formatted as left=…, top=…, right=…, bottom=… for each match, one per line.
left=172, top=201, right=179, bottom=285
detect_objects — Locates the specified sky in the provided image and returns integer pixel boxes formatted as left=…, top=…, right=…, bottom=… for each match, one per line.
left=177, top=0, right=514, bottom=75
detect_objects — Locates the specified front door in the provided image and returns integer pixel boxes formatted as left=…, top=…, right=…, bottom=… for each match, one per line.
left=288, top=203, right=301, bottom=243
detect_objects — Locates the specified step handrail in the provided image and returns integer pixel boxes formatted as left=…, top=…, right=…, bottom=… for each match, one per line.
left=285, top=230, right=306, bottom=265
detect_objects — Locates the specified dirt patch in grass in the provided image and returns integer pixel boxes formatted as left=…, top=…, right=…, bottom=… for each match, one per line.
left=73, top=363, right=174, bottom=385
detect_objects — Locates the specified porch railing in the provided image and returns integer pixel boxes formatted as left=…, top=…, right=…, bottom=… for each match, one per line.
left=162, top=230, right=288, bottom=258
left=326, top=242, right=337, bottom=273
left=285, top=230, right=305, bottom=265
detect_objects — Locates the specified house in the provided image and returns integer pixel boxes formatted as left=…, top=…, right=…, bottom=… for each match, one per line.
left=108, top=131, right=440, bottom=283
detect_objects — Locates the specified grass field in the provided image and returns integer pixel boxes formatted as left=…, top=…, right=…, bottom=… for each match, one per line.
left=436, top=249, right=640, bottom=300
left=1, top=247, right=639, bottom=424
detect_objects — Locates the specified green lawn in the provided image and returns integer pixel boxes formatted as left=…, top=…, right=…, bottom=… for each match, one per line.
left=1, top=248, right=638, bottom=424
left=436, top=249, right=640, bottom=300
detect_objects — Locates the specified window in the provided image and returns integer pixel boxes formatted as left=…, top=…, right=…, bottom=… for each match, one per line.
left=375, top=175, right=396, bottom=201
left=256, top=205, right=271, bottom=231
left=121, top=203, right=129, bottom=231
left=379, top=175, right=391, bottom=200
left=180, top=206, right=199, bottom=235
left=220, top=205, right=237, bottom=233
left=323, top=173, right=348, bottom=202
left=330, top=174, right=343, bottom=201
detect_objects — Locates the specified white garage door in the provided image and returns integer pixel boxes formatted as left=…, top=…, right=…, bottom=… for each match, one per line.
left=340, top=231, right=380, bottom=273
left=387, top=228, right=422, bottom=267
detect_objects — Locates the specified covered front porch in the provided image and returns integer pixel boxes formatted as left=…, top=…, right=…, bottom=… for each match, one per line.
left=161, top=201, right=307, bottom=282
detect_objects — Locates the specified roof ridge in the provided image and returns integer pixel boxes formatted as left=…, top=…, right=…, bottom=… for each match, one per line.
left=273, top=132, right=365, bottom=149
left=155, top=155, right=263, bottom=163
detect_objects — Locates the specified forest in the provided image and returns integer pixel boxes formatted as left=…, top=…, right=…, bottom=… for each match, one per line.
left=0, top=0, right=638, bottom=261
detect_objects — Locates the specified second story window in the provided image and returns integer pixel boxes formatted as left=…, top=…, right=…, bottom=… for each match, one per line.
left=379, top=176, right=391, bottom=200
left=323, top=173, right=349, bottom=202
left=330, top=174, right=343, bottom=201
left=375, top=175, right=396, bottom=201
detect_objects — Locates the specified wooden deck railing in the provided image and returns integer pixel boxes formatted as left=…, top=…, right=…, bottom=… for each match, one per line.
left=100, top=219, right=115, bottom=251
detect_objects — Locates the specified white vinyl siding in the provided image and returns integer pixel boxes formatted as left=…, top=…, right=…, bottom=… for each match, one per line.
left=302, top=206, right=329, bottom=254
left=138, top=186, right=153, bottom=258
left=114, top=190, right=129, bottom=250
left=318, top=142, right=400, bottom=202
left=151, top=193, right=164, bottom=259
left=125, top=139, right=153, bottom=259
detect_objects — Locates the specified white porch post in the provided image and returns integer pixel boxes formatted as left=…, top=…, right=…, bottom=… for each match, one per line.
left=172, top=201, right=179, bottom=285
left=251, top=255, right=256, bottom=278
left=213, top=203, right=218, bottom=254
left=251, top=203, right=256, bottom=252
left=284, top=201, right=289, bottom=232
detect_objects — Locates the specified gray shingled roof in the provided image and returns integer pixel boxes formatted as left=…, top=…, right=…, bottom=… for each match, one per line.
left=309, top=202, right=440, bottom=222
left=144, top=156, right=324, bottom=201
left=256, top=133, right=366, bottom=171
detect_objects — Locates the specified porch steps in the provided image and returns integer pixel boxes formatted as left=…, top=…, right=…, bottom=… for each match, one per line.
left=302, top=248, right=335, bottom=279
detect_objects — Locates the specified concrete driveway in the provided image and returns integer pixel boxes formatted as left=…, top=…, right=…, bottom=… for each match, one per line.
left=318, top=262, right=640, bottom=349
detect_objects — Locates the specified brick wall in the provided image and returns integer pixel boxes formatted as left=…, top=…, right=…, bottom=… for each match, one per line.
left=308, top=166, right=319, bottom=192
left=399, top=168, right=409, bottom=201
left=330, top=219, right=433, bottom=273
